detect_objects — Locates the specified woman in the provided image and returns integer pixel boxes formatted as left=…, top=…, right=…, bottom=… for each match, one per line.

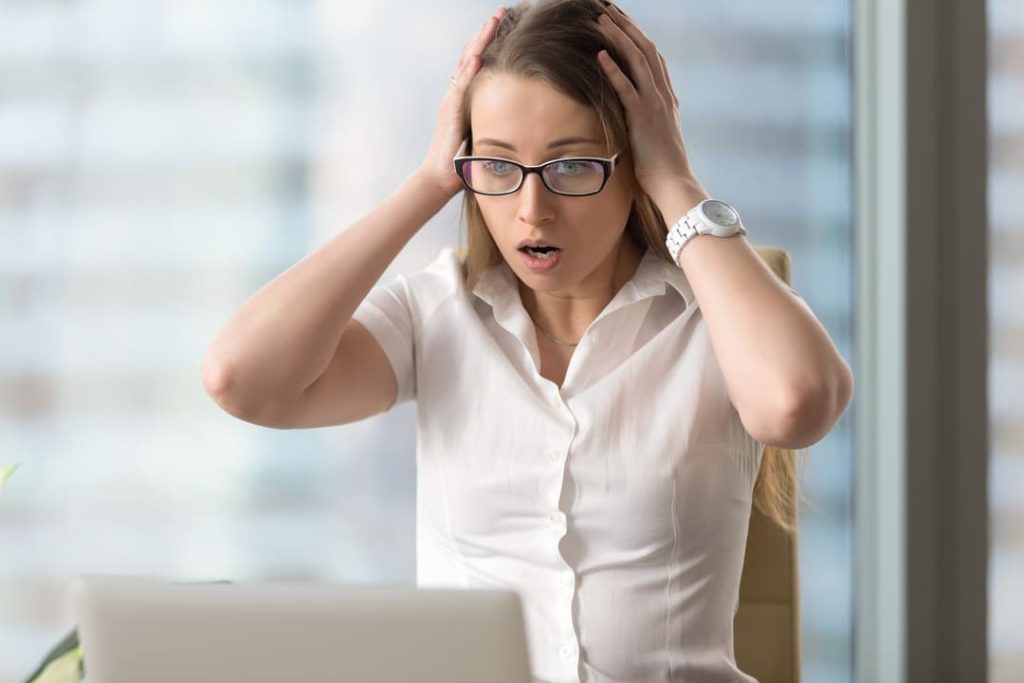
left=203, top=1, right=853, bottom=681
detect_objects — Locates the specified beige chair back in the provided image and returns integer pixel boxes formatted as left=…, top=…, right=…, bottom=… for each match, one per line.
left=734, top=246, right=802, bottom=683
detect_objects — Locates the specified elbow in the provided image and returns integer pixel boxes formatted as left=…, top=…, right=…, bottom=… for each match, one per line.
left=202, top=353, right=235, bottom=406
left=202, top=354, right=257, bottom=422
left=201, top=354, right=298, bottom=428
left=202, top=354, right=227, bottom=400
left=748, top=362, right=854, bottom=450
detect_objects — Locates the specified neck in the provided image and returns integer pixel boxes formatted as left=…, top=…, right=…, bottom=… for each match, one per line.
left=520, top=239, right=644, bottom=343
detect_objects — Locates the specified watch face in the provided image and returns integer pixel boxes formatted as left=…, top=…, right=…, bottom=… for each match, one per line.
left=703, top=200, right=739, bottom=226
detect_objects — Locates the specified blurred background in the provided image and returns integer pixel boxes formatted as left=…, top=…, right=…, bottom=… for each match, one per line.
left=988, top=1, right=1024, bottom=680
left=0, top=1, right=1018, bottom=682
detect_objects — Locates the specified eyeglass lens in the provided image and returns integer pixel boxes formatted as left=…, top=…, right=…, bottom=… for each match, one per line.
left=462, top=159, right=606, bottom=195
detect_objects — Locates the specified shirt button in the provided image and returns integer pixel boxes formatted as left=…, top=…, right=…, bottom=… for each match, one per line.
left=558, top=644, right=575, bottom=658
left=549, top=512, right=565, bottom=526
left=558, top=573, right=573, bottom=587
left=591, top=331, right=602, bottom=345
left=548, top=449, right=561, bottom=461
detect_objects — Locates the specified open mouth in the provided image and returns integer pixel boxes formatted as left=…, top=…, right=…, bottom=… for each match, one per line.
left=518, top=245, right=563, bottom=260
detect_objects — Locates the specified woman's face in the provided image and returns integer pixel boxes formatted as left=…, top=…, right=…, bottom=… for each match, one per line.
left=468, top=73, right=637, bottom=295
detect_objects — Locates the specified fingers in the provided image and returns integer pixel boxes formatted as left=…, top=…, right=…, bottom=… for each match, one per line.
left=658, top=52, right=679, bottom=108
left=596, top=13, right=653, bottom=98
left=471, top=7, right=506, bottom=56
left=604, top=1, right=629, bottom=19
left=597, top=49, right=640, bottom=109
left=597, top=5, right=676, bottom=108
left=453, top=7, right=506, bottom=87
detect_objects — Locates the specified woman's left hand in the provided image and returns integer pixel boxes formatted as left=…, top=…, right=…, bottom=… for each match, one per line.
left=595, top=4, right=697, bottom=204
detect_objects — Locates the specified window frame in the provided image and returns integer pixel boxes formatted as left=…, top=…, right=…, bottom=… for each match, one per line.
left=853, top=0, right=989, bottom=679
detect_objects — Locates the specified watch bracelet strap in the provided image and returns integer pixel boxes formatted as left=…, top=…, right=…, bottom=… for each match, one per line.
left=665, top=216, right=694, bottom=264
left=666, top=213, right=746, bottom=265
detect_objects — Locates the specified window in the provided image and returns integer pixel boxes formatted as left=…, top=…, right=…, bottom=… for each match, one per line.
left=988, top=0, right=1024, bottom=679
left=0, top=2, right=854, bottom=681
left=641, top=5, right=854, bottom=681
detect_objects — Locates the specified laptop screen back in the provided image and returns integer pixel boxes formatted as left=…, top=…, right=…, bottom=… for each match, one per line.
left=72, top=575, right=532, bottom=683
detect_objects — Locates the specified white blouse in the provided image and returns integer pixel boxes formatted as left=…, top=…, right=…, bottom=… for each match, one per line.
left=352, top=245, right=765, bottom=683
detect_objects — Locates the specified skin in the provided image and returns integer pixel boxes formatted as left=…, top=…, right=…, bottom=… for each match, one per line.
left=417, top=3, right=852, bottom=446
left=469, top=73, right=644, bottom=344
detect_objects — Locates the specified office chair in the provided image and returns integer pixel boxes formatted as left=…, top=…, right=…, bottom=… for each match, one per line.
left=734, top=246, right=802, bottom=683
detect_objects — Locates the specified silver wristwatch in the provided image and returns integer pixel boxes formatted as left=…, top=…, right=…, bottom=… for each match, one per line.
left=665, top=199, right=747, bottom=265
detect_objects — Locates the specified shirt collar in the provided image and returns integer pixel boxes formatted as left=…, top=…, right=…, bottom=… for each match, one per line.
left=470, top=246, right=695, bottom=311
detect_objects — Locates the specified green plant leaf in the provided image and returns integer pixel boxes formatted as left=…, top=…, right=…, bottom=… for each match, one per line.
left=0, top=463, right=20, bottom=492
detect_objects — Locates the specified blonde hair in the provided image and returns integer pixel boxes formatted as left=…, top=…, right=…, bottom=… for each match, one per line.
left=455, top=0, right=801, bottom=533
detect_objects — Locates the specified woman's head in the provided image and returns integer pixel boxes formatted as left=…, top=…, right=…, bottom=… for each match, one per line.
left=458, top=0, right=673, bottom=295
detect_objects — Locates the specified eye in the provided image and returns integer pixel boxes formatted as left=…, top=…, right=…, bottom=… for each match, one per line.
left=482, top=160, right=515, bottom=176
left=552, top=160, right=591, bottom=175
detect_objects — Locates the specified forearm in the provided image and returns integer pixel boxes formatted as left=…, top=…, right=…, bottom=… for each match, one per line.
left=653, top=179, right=854, bottom=448
left=203, top=170, right=453, bottom=411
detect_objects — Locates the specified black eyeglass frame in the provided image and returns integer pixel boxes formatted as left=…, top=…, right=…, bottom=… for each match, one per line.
left=452, top=153, right=620, bottom=197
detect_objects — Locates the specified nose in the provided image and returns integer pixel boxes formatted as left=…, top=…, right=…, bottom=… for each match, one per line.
left=516, top=172, right=555, bottom=226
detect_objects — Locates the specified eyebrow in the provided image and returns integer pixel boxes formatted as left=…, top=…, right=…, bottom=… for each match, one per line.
left=473, top=136, right=601, bottom=151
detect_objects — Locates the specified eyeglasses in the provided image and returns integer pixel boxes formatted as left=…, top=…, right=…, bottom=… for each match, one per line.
left=453, top=153, right=619, bottom=197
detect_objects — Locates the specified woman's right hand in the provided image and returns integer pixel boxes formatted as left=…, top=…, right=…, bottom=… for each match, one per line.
left=418, top=6, right=507, bottom=198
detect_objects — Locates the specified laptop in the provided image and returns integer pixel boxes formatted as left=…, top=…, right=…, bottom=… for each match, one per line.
left=72, top=575, right=533, bottom=683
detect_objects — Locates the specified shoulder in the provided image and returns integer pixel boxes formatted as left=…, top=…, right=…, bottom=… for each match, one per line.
left=403, top=245, right=464, bottom=296
left=397, top=245, right=466, bottom=327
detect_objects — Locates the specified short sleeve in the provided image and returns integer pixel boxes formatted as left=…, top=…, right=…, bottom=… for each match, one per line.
left=351, top=275, right=416, bottom=405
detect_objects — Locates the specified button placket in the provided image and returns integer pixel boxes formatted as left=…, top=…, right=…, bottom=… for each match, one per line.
left=541, top=413, right=578, bottom=674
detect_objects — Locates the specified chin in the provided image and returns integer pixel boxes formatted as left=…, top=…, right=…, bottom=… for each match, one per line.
left=514, top=258, right=581, bottom=293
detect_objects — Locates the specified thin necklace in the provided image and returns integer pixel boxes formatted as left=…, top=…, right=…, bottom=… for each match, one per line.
left=527, top=311, right=579, bottom=347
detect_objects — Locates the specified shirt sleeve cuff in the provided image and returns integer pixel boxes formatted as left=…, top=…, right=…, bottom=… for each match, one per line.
left=351, top=300, right=415, bottom=405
